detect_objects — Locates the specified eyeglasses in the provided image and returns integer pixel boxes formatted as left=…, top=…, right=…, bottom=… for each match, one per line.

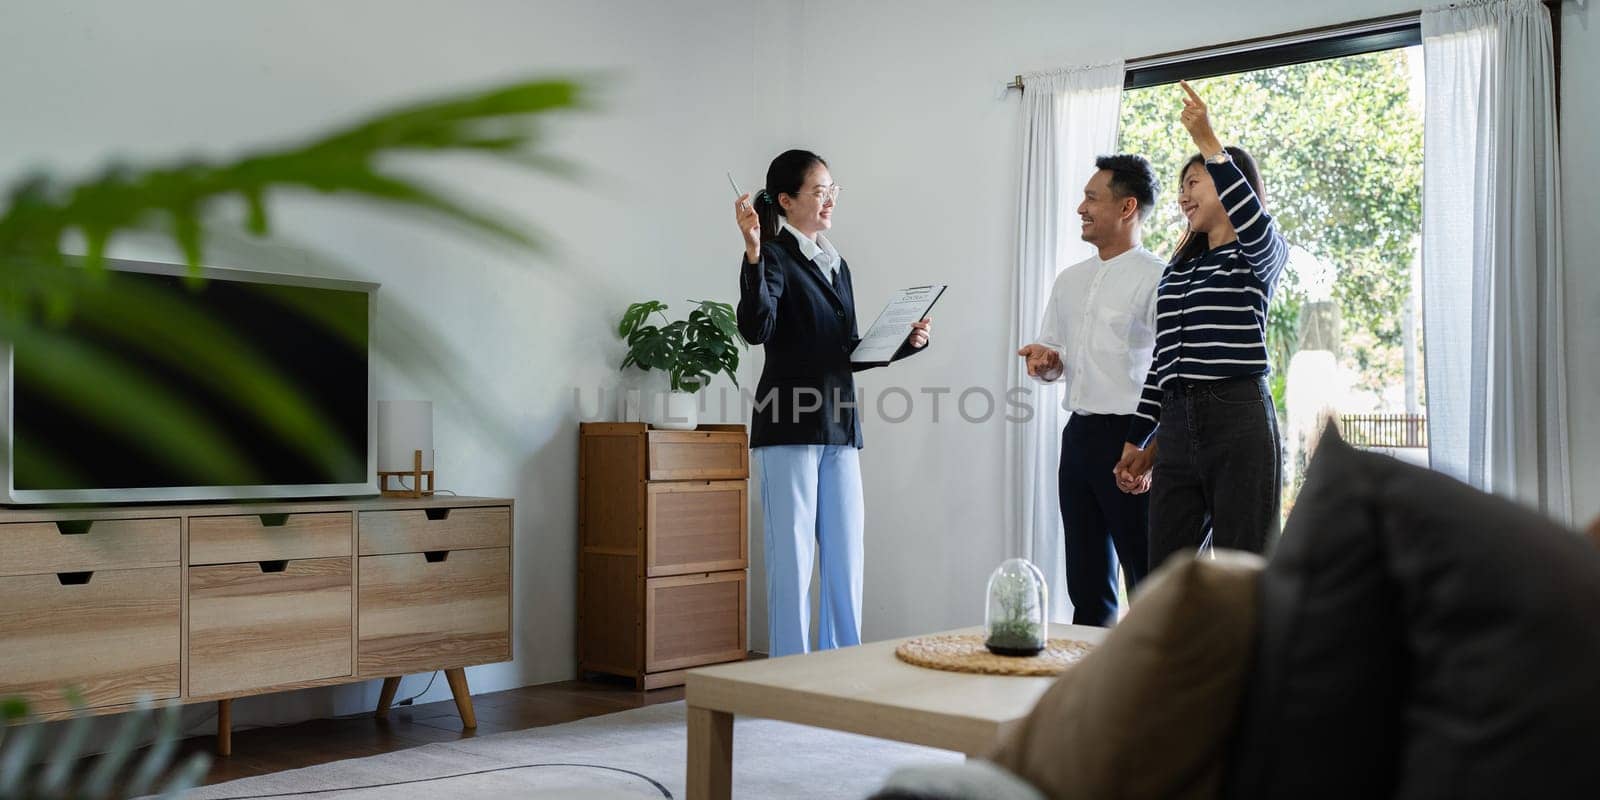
left=806, top=184, right=842, bottom=202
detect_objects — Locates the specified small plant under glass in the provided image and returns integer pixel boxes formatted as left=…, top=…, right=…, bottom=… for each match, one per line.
left=985, top=558, right=1049, bottom=656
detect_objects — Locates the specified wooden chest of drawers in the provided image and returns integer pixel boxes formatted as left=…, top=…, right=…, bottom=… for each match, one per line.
left=578, top=423, right=748, bottom=689
left=0, top=520, right=182, bottom=716
left=0, top=496, right=512, bottom=755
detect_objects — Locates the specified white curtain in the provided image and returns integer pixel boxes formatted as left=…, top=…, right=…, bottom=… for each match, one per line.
left=1005, top=63, right=1124, bottom=622
left=1421, top=0, right=1570, bottom=522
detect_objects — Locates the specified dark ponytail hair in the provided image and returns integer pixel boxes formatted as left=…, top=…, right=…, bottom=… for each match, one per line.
left=1169, top=145, right=1266, bottom=266
left=755, top=149, right=828, bottom=243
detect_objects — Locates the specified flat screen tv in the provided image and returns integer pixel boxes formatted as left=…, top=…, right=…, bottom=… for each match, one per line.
left=0, top=258, right=377, bottom=504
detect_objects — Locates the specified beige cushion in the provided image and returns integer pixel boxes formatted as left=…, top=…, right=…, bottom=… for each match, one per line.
left=988, top=550, right=1264, bottom=800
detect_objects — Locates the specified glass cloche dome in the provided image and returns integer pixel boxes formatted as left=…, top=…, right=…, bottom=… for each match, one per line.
left=984, top=558, right=1049, bottom=656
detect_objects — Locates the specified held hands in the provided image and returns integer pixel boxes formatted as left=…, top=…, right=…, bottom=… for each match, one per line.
left=1113, top=441, right=1156, bottom=495
left=1178, top=80, right=1224, bottom=157
left=1016, top=343, right=1063, bottom=381
left=908, top=318, right=932, bottom=349
left=736, top=193, right=760, bottom=263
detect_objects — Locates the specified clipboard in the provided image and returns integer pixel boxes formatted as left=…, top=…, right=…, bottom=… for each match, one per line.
left=849, top=284, right=946, bottom=366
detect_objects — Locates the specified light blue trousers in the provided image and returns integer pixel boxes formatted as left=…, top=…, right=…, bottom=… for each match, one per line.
left=754, top=445, right=864, bottom=657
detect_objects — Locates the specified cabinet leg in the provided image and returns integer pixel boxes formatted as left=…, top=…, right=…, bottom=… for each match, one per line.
left=444, top=667, right=477, bottom=729
left=217, top=699, right=232, bottom=757
left=375, top=676, right=402, bottom=720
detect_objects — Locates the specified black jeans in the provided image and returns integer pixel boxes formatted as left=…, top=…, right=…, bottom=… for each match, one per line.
left=1148, top=376, right=1282, bottom=571
left=1059, top=413, right=1150, bottom=627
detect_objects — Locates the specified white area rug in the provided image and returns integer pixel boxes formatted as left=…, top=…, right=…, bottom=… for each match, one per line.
left=183, top=701, right=960, bottom=799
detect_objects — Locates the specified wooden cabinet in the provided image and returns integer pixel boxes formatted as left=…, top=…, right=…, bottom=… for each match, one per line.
left=0, top=567, right=180, bottom=715
left=358, top=506, right=511, bottom=555
left=645, top=571, right=747, bottom=673
left=0, top=515, right=181, bottom=715
left=579, top=423, right=749, bottom=689
left=0, top=517, right=179, bottom=577
left=646, top=430, right=749, bottom=481
left=188, top=557, right=352, bottom=698
left=189, top=512, right=352, bottom=565
left=0, top=496, right=513, bottom=754
left=646, top=482, right=747, bottom=576
left=358, top=547, right=511, bottom=675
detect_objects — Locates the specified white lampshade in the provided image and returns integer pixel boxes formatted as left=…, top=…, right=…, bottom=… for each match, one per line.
left=377, top=400, right=434, bottom=472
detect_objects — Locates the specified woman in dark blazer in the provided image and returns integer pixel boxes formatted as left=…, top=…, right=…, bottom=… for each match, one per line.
left=735, top=149, right=930, bottom=657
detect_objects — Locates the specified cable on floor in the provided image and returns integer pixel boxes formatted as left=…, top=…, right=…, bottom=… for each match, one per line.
left=388, top=671, right=438, bottom=711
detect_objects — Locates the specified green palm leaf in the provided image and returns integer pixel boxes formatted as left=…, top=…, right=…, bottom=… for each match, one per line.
left=0, top=76, right=588, bottom=487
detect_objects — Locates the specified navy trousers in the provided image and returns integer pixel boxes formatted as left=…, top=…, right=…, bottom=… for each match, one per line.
left=1058, top=413, right=1150, bottom=627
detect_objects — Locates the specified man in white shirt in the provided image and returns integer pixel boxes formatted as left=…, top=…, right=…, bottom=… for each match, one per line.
left=1017, top=155, right=1164, bottom=626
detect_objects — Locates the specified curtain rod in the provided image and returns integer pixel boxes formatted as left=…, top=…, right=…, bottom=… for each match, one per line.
left=1006, top=10, right=1421, bottom=91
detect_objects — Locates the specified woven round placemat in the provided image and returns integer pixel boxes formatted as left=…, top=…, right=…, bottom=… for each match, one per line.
left=894, top=634, right=1095, bottom=677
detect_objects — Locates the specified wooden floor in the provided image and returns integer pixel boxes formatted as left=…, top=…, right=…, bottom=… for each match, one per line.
left=183, top=677, right=685, bottom=787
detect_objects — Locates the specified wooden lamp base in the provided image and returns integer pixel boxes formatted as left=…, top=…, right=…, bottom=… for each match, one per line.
left=379, top=449, right=435, bottom=498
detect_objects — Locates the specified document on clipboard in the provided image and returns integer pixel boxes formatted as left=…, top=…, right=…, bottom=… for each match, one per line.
left=850, top=284, right=946, bottom=366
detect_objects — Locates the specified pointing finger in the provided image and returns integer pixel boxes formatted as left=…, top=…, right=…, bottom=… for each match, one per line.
left=1179, top=80, right=1203, bottom=104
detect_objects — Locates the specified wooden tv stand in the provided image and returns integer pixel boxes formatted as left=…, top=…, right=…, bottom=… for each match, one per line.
left=0, top=495, right=513, bottom=755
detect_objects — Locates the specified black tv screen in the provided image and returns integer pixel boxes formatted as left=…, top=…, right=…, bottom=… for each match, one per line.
left=2, top=260, right=376, bottom=504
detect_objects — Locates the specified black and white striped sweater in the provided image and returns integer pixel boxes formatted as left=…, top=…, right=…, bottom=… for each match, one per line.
left=1126, top=158, right=1288, bottom=448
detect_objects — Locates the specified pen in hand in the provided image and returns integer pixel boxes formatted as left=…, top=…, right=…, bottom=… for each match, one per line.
left=731, top=171, right=760, bottom=262
left=727, top=171, right=751, bottom=211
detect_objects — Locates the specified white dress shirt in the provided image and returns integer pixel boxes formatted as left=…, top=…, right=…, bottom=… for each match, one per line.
left=1033, top=246, right=1165, bottom=415
left=782, top=219, right=840, bottom=282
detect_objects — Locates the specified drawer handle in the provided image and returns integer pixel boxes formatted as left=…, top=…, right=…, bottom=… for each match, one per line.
left=424, top=508, right=452, bottom=521
left=56, top=521, right=94, bottom=535
left=259, top=560, right=289, bottom=573
left=259, top=514, right=290, bottom=527
left=57, top=571, right=94, bottom=585
left=423, top=550, right=450, bottom=563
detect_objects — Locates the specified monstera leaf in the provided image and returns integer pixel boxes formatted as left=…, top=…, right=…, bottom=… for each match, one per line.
left=618, top=299, right=744, bottom=392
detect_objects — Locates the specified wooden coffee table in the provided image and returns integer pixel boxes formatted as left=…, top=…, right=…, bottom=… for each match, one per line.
left=684, top=623, right=1106, bottom=799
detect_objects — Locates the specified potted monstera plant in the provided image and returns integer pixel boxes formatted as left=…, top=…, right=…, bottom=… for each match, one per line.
left=618, top=299, right=744, bottom=430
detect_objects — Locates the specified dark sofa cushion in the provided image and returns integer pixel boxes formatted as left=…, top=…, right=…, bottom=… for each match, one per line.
left=1377, top=451, right=1600, bottom=799
left=1227, top=427, right=1600, bottom=800
left=1224, top=428, right=1406, bottom=799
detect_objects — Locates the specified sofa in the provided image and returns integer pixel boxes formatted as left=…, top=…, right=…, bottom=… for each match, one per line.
left=872, top=427, right=1600, bottom=800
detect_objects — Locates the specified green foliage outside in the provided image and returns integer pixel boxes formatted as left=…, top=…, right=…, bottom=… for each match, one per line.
left=1117, top=49, right=1424, bottom=409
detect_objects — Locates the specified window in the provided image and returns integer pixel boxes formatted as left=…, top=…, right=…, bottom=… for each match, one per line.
left=1116, top=23, right=1426, bottom=519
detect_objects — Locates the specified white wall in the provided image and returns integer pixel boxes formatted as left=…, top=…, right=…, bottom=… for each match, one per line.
left=0, top=0, right=766, bottom=729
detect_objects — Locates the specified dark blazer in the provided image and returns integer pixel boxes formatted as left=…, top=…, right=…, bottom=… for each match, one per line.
left=737, top=229, right=925, bottom=448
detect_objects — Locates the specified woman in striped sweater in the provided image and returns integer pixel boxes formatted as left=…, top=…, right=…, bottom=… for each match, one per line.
left=1113, top=80, right=1288, bottom=568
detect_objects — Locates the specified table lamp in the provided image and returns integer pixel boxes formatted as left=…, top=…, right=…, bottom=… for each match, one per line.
left=377, top=400, right=434, bottom=498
